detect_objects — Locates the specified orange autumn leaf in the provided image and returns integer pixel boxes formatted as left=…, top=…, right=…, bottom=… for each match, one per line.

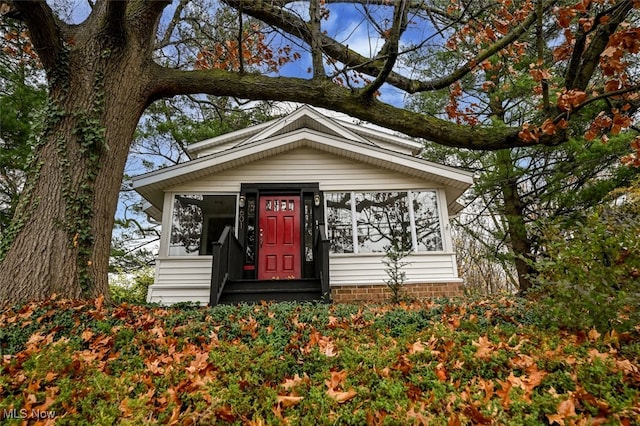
left=281, top=373, right=310, bottom=390
left=277, top=395, right=304, bottom=408
left=473, top=336, right=494, bottom=359
left=326, top=388, right=357, bottom=404
left=325, top=370, right=347, bottom=390
left=546, top=397, right=577, bottom=425
left=409, top=340, right=426, bottom=354
left=436, top=363, right=448, bottom=382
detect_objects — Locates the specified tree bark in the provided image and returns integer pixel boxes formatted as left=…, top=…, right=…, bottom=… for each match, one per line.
left=0, top=0, right=158, bottom=304
left=495, top=149, right=536, bottom=293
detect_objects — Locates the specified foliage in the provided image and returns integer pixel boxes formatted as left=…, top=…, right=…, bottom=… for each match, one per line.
left=382, top=242, right=410, bottom=304
left=1, top=297, right=638, bottom=424
left=531, top=184, right=640, bottom=332
left=418, top=127, right=638, bottom=292
left=0, top=18, right=46, bottom=233
left=109, top=267, right=154, bottom=305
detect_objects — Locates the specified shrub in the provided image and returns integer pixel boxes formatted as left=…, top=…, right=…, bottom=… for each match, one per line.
left=531, top=185, right=640, bottom=332
left=109, top=267, right=154, bottom=304
left=383, top=242, right=410, bottom=303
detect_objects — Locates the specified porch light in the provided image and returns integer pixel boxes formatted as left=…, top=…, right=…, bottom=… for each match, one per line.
left=314, top=193, right=321, bottom=206
left=239, top=195, right=246, bottom=208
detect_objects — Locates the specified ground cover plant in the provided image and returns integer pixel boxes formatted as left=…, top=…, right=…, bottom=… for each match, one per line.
left=1, top=296, right=638, bottom=425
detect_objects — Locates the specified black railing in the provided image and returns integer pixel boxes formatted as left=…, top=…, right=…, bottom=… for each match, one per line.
left=210, top=226, right=244, bottom=306
left=314, top=223, right=331, bottom=302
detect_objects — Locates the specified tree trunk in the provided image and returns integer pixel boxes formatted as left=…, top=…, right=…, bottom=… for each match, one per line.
left=495, top=149, right=536, bottom=293
left=0, top=38, right=149, bottom=304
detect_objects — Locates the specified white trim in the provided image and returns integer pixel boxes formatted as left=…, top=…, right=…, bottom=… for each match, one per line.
left=350, top=194, right=358, bottom=254
left=338, top=120, right=424, bottom=153
left=437, top=189, right=453, bottom=252
left=239, top=105, right=372, bottom=147
left=165, top=192, right=239, bottom=257
left=408, top=190, right=418, bottom=253
left=187, top=120, right=275, bottom=156
left=132, top=129, right=473, bottom=213
left=329, top=251, right=458, bottom=257
left=159, top=194, right=173, bottom=258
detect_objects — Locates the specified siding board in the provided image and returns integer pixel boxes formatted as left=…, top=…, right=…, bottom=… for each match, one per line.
left=329, top=253, right=459, bottom=286
left=167, top=147, right=439, bottom=193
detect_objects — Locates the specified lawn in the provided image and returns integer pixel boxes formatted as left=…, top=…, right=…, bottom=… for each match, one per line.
left=1, top=296, right=638, bottom=425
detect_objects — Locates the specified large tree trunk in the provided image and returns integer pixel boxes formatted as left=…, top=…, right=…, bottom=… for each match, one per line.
left=0, top=30, right=149, bottom=304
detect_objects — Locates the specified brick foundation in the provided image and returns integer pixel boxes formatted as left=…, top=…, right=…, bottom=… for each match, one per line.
left=330, top=282, right=464, bottom=303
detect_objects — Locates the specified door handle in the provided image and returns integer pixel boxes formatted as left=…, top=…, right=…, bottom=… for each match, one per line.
left=259, top=228, right=264, bottom=247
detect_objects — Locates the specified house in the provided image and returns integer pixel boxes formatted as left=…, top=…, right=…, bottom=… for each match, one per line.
left=131, top=106, right=473, bottom=305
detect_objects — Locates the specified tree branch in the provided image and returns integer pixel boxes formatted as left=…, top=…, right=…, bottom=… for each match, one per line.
left=156, top=0, right=189, bottom=49
left=3, top=0, right=64, bottom=72
left=308, top=0, right=325, bottom=79
left=148, top=65, right=546, bottom=150
left=224, top=0, right=549, bottom=93
left=101, top=0, right=127, bottom=40
left=124, top=0, right=172, bottom=49
left=567, top=0, right=635, bottom=90
left=360, top=0, right=408, bottom=99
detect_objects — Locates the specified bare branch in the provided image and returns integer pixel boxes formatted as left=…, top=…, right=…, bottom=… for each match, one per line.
left=361, top=0, right=408, bottom=99
left=156, top=0, right=189, bottom=49
left=223, top=0, right=550, bottom=93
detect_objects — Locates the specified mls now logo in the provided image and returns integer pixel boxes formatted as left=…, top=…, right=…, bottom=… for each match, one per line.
left=2, top=408, right=57, bottom=420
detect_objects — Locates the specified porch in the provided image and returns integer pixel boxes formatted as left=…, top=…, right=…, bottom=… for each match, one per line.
left=209, top=225, right=330, bottom=305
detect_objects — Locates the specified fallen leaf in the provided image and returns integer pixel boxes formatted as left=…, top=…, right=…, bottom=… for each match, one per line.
left=410, top=340, right=426, bottom=354
left=546, top=397, right=576, bottom=425
left=464, top=405, right=492, bottom=424
left=81, top=329, right=94, bottom=342
left=436, top=363, right=448, bottom=382
left=277, top=395, right=304, bottom=408
left=280, top=373, right=309, bottom=390
left=325, top=370, right=348, bottom=390
left=473, top=336, right=494, bottom=359
left=588, top=328, right=601, bottom=342
left=327, top=388, right=357, bottom=404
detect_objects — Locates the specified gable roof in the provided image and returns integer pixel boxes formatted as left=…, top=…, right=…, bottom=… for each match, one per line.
left=132, top=106, right=473, bottom=216
left=186, top=105, right=423, bottom=158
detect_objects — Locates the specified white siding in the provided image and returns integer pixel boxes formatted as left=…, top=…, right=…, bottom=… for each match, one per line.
left=147, top=253, right=461, bottom=304
left=166, top=147, right=441, bottom=193
left=147, top=257, right=212, bottom=305
left=329, top=253, right=461, bottom=286
left=148, top=147, right=461, bottom=304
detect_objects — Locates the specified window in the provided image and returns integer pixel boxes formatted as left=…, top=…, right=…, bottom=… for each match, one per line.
left=169, top=194, right=236, bottom=256
left=412, top=191, right=443, bottom=251
left=326, top=190, right=443, bottom=254
left=326, top=192, right=354, bottom=253
left=355, top=192, right=411, bottom=253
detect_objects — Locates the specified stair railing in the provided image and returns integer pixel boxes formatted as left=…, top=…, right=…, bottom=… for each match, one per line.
left=210, top=226, right=244, bottom=306
left=314, top=223, right=331, bottom=302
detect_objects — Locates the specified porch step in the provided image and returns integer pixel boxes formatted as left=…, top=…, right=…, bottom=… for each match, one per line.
left=218, top=278, right=323, bottom=304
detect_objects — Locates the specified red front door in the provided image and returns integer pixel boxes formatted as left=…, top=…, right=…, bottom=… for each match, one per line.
left=258, top=196, right=302, bottom=280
